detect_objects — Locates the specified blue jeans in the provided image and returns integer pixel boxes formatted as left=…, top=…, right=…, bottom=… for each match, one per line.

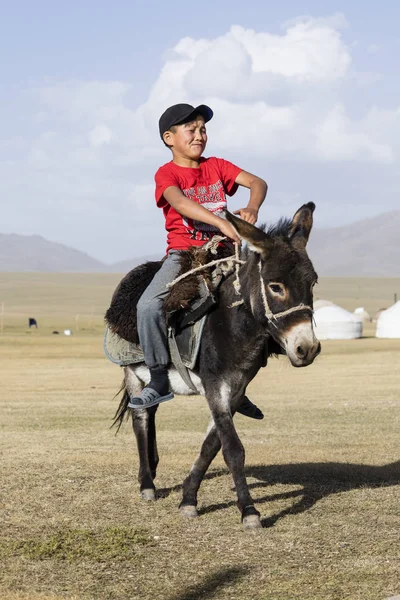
left=136, top=251, right=182, bottom=368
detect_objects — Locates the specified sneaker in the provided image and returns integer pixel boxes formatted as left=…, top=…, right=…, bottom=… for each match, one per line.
left=236, top=396, right=264, bottom=420
left=128, top=387, right=174, bottom=409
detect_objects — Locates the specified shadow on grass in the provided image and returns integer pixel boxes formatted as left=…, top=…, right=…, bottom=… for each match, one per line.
left=247, top=459, right=400, bottom=528
left=168, top=566, right=248, bottom=600
left=192, top=460, right=400, bottom=527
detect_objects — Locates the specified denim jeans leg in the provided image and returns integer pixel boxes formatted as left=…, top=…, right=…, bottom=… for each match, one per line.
left=136, top=251, right=182, bottom=369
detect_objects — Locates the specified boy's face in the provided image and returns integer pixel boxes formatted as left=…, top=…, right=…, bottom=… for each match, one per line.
left=163, top=116, right=207, bottom=160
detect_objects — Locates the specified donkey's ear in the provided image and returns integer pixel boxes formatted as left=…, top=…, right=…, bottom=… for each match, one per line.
left=288, top=202, right=315, bottom=248
left=225, top=211, right=272, bottom=257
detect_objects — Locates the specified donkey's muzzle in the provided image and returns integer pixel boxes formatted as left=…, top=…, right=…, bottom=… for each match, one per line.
left=284, top=322, right=321, bottom=367
left=294, top=339, right=321, bottom=365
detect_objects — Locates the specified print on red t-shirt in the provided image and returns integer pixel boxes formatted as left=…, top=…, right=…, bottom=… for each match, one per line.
left=155, top=157, right=242, bottom=253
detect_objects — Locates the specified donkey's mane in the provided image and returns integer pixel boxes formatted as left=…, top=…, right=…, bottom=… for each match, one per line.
left=250, top=218, right=292, bottom=238
left=265, top=217, right=292, bottom=239
left=239, top=219, right=291, bottom=261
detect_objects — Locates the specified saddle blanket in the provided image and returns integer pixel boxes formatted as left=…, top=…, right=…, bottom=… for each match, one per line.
left=104, top=314, right=207, bottom=370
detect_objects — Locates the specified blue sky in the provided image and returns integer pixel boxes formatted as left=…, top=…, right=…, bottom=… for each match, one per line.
left=1, top=1, right=400, bottom=262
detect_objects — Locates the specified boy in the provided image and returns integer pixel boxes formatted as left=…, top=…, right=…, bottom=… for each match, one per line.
left=128, top=103, right=268, bottom=415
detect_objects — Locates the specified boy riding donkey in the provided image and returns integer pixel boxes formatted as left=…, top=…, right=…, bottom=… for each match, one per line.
left=129, top=103, right=268, bottom=419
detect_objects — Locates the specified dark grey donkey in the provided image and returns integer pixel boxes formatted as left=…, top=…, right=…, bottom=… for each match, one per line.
left=111, top=203, right=321, bottom=529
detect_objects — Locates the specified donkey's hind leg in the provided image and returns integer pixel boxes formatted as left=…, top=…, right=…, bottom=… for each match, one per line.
left=180, top=421, right=221, bottom=518
left=125, top=366, right=156, bottom=501
left=147, top=405, right=159, bottom=480
left=131, top=409, right=156, bottom=501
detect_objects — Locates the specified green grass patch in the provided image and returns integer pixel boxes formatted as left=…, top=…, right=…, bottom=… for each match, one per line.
left=1, top=527, right=153, bottom=562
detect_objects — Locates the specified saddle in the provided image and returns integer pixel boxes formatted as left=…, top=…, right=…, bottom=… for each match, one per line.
left=104, top=241, right=236, bottom=391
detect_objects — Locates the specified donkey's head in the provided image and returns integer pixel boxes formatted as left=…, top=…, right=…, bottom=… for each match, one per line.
left=226, top=203, right=320, bottom=367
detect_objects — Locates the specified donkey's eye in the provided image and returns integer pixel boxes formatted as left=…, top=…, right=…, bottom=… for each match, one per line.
left=269, top=283, right=284, bottom=296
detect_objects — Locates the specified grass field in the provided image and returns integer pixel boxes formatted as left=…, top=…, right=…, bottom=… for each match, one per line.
left=1, top=273, right=400, bottom=600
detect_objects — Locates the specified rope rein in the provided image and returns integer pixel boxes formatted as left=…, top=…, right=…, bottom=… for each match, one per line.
left=166, top=239, right=244, bottom=290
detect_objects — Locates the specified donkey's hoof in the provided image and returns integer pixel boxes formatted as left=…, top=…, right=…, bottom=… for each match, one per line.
left=141, top=488, right=156, bottom=501
left=179, top=505, right=198, bottom=519
left=242, top=514, right=262, bottom=530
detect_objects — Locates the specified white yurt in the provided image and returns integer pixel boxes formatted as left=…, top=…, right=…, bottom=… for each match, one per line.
left=376, top=301, right=400, bottom=338
left=314, top=303, right=363, bottom=340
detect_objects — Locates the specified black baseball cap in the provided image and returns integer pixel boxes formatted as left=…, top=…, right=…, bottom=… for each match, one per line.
left=159, top=103, right=213, bottom=139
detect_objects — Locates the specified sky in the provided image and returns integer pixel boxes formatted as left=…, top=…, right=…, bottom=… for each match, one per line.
left=1, top=0, right=400, bottom=263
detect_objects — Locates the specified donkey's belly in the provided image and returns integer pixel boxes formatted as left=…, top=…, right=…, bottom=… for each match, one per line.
left=133, top=364, right=205, bottom=396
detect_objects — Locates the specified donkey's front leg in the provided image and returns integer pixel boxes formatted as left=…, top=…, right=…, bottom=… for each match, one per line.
left=180, top=422, right=221, bottom=518
left=210, top=384, right=261, bottom=530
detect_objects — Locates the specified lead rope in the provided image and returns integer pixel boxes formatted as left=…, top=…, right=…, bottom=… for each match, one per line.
left=165, top=254, right=245, bottom=289
left=166, top=239, right=245, bottom=290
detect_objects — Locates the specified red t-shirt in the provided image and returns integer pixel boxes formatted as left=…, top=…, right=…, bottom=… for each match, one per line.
left=155, top=156, right=242, bottom=253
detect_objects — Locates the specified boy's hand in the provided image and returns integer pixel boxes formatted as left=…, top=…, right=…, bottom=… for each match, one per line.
left=233, top=207, right=258, bottom=225
left=218, top=219, right=241, bottom=244
left=163, top=185, right=242, bottom=243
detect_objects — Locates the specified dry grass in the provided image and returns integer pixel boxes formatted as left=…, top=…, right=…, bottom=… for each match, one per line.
left=1, top=274, right=400, bottom=599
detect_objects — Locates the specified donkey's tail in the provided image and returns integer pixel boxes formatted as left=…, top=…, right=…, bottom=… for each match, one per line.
left=111, top=383, right=131, bottom=433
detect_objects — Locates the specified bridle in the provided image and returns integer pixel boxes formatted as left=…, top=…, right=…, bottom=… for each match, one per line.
left=257, top=258, right=314, bottom=329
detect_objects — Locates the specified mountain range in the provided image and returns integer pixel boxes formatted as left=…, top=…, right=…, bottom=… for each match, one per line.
left=307, top=210, right=400, bottom=277
left=1, top=211, right=399, bottom=276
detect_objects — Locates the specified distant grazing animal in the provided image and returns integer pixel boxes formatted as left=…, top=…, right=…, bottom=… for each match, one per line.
left=28, top=318, right=37, bottom=328
left=108, top=204, right=321, bottom=529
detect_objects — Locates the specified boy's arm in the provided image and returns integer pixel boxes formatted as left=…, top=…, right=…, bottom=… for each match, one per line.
left=163, top=186, right=241, bottom=243
left=233, top=171, right=268, bottom=224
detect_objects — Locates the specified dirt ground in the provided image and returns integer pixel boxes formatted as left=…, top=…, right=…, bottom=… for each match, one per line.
left=1, top=275, right=400, bottom=599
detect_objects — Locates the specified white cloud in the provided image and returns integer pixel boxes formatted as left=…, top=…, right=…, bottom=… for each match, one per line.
left=230, top=22, right=350, bottom=81
left=315, top=104, right=394, bottom=163
left=148, top=19, right=351, bottom=110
